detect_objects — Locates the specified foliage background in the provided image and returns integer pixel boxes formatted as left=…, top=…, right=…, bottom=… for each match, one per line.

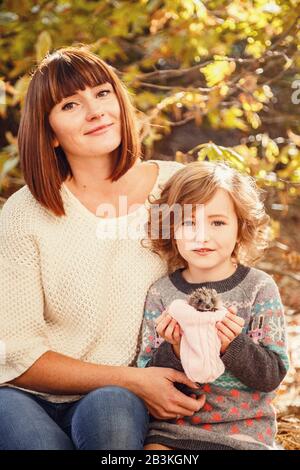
left=1, top=0, right=300, bottom=448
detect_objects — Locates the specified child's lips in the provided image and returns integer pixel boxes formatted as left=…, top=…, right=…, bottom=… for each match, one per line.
left=193, top=249, right=215, bottom=255
left=193, top=248, right=214, bottom=252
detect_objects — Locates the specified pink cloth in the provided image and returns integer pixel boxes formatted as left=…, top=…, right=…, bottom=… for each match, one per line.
left=169, top=299, right=227, bottom=383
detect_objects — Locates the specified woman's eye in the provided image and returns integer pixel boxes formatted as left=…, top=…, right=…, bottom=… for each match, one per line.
left=60, top=89, right=111, bottom=110
left=212, top=220, right=225, bottom=226
left=62, top=102, right=77, bottom=111
left=97, top=89, right=111, bottom=98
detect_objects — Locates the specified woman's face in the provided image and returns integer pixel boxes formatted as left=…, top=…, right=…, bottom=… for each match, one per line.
left=49, top=82, right=121, bottom=160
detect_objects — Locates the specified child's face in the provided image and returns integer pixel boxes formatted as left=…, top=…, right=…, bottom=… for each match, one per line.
left=174, top=188, right=239, bottom=271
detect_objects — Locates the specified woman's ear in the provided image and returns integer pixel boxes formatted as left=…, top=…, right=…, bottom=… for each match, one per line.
left=53, top=137, right=59, bottom=148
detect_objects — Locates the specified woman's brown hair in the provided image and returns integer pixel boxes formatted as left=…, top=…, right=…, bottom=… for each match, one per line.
left=18, top=46, right=141, bottom=216
left=145, top=161, right=270, bottom=271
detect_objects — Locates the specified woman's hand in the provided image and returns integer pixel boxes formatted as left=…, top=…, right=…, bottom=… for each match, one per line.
left=133, top=367, right=206, bottom=420
left=216, top=306, right=245, bottom=354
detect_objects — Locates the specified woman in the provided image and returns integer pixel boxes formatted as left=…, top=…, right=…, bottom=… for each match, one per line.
left=0, top=47, right=203, bottom=450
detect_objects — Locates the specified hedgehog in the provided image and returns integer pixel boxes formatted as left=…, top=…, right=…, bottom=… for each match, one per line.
left=187, top=287, right=219, bottom=312
left=169, top=286, right=226, bottom=382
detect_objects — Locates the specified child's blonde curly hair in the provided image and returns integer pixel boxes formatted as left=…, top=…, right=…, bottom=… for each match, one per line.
left=145, top=160, right=270, bottom=272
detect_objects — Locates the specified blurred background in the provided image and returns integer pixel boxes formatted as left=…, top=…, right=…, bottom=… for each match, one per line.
left=0, top=0, right=299, bottom=449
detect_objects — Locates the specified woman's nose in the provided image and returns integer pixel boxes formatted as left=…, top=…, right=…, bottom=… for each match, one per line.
left=86, top=109, right=104, bottom=121
left=86, top=101, right=104, bottom=121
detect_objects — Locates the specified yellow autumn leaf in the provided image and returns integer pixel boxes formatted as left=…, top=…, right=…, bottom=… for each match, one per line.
left=11, top=76, right=31, bottom=106
left=245, top=41, right=266, bottom=59
left=200, top=58, right=236, bottom=87
left=0, top=79, right=6, bottom=118
left=239, top=93, right=263, bottom=112
left=221, top=107, right=248, bottom=131
left=265, top=140, right=280, bottom=160
left=287, top=129, right=300, bottom=147
left=245, top=110, right=261, bottom=129
left=35, top=31, right=52, bottom=62
left=206, top=88, right=223, bottom=111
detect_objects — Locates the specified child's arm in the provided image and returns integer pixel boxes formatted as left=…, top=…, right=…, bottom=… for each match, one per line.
left=136, top=280, right=185, bottom=369
left=136, top=284, right=165, bottom=368
left=221, top=276, right=289, bottom=392
left=136, top=286, right=184, bottom=371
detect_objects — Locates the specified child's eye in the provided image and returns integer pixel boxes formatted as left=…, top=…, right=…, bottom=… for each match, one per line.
left=62, top=101, right=77, bottom=111
left=212, top=220, right=226, bottom=226
left=182, top=220, right=195, bottom=226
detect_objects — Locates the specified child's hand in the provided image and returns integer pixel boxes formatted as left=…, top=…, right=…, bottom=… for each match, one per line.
left=216, top=306, right=245, bottom=354
left=155, top=310, right=182, bottom=347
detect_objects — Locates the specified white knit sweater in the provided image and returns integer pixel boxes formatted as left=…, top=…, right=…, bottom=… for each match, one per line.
left=0, top=159, right=183, bottom=402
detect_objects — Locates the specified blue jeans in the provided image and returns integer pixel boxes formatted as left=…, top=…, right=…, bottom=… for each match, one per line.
left=0, top=386, right=149, bottom=450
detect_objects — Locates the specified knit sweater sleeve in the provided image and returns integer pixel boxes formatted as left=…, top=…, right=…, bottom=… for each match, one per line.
left=0, top=195, right=50, bottom=383
left=222, top=274, right=289, bottom=392
left=136, top=281, right=167, bottom=368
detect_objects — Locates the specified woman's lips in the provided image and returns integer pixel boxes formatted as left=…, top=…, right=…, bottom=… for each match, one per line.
left=85, top=123, right=113, bottom=135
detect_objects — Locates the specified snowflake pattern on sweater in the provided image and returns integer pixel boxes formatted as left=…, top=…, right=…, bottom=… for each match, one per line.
left=137, top=265, right=289, bottom=450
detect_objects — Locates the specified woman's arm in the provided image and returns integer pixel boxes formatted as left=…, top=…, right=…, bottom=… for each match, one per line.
left=10, top=351, right=203, bottom=420
left=0, top=201, right=50, bottom=385
left=9, top=350, right=137, bottom=394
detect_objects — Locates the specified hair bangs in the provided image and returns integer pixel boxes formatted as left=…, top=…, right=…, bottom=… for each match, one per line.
left=40, top=51, right=113, bottom=112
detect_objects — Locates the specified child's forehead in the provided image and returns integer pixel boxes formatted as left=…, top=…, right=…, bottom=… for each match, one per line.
left=188, top=189, right=235, bottom=216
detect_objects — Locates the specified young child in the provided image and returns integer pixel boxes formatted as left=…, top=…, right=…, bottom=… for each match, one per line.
left=137, top=161, right=289, bottom=451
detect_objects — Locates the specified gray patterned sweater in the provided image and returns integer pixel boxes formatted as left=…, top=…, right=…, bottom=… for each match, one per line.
left=137, top=265, right=289, bottom=450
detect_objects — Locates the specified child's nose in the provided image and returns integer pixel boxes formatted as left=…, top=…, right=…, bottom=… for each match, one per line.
left=194, top=224, right=210, bottom=242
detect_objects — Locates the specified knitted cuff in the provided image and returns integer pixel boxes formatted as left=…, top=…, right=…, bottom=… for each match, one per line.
left=221, top=333, right=247, bottom=368
left=165, top=342, right=184, bottom=371
left=149, top=341, right=184, bottom=372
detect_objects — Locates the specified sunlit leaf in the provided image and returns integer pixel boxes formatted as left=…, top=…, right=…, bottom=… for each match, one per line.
left=11, top=75, right=31, bottom=106
left=287, top=129, right=300, bottom=147
left=200, top=57, right=236, bottom=87
left=35, top=31, right=52, bottom=62
left=221, top=107, right=248, bottom=131
left=0, top=156, right=19, bottom=189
